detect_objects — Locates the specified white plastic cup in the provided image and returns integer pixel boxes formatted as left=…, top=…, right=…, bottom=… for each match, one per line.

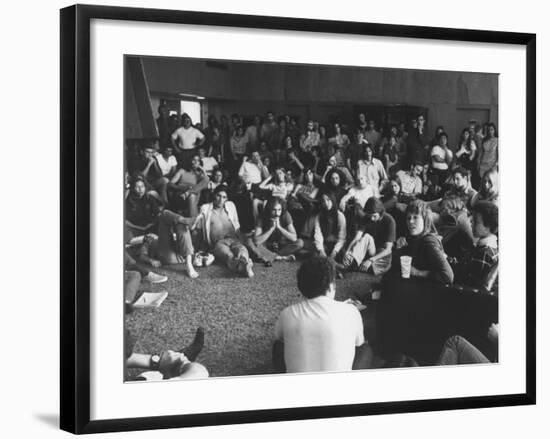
left=400, top=256, right=412, bottom=278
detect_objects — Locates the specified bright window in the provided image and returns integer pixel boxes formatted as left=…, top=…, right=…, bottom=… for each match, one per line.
left=180, top=100, right=201, bottom=125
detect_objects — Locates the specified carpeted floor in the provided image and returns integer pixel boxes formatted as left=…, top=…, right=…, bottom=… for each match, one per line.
left=125, top=261, right=380, bottom=378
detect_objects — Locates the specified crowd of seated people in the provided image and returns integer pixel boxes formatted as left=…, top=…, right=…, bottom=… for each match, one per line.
left=124, top=106, right=500, bottom=376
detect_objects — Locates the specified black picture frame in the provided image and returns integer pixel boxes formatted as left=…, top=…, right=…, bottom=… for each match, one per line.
left=60, top=4, right=536, bottom=434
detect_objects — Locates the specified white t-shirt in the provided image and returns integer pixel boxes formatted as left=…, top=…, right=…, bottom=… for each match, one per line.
left=430, top=146, right=452, bottom=170
left=201, top=156, right=218, bottom=176
left=238, top=161, right=265, bottom=184
left=155, top=154, right=178, bottom=176
left=339, top=185, right=376, bottom=211
left=275, top=295, right=365, bottom=373
left=171, top=126, right=205, bottom=150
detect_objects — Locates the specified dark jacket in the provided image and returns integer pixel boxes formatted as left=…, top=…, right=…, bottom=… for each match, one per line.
left=392, top=233, right=454, bottom=284
left=437, top=210, right=474, bottom=258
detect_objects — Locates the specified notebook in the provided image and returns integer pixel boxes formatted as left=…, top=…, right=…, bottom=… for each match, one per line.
left=132, top=291, right=168, bottom=309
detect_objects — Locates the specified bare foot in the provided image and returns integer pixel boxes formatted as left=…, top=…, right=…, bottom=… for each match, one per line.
left=245, top=259, right=254, bottom=278
left=186, top=264, right=199, bottom=279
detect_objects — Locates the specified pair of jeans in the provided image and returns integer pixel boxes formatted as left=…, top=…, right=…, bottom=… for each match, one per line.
left=346, top=233, right=392, bottom=275
left=245, top=237, right=304, bottom=263
left=213, top=238, right=250, bottom=273
left=436, top=335, right=490, bottom=365
left=157, top=210, right=195, bottom=264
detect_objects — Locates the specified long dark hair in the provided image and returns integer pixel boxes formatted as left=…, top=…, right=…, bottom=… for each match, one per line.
left=325, top=168, right=345, bottom=189
left=459, top=127, right=472, bottom=147
left=319, top=191, right=339, bottom=236
left=483, top=123, right=498, bottom=141
left=324, top=168, right=347, bottom=203
left=261, top=196, right=287, bottom=226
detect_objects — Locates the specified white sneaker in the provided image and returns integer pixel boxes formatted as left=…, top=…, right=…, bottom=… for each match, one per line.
left=145, top=272, right=168, bottom=284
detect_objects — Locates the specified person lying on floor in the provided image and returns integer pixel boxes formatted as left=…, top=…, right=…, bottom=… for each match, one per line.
left=342, top=197, right=395, bottom=275
left=390, top=199, right=454, bottom=285
left=191, top=184, right=254, bottom=278
left=246, top=196, right=304, bottom=267
left=125, top=327, right=208, bottom=381
left=272, top=256, right=373, bottom=373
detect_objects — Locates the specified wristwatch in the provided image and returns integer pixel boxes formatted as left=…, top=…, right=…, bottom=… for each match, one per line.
left=150, top=354, right=161, bottom=371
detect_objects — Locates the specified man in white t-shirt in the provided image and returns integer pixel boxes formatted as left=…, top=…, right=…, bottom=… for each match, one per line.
left=273, top=256, right=373, bottom=373
left=198, top=146, right=218, bottom=177
left=155, top=146, right=178, bottom=178
left=238, top=150, right=269, bottom=185
left=171, top=114, right=205, bottom=164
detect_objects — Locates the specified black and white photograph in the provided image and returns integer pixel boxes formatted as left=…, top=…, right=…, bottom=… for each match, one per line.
left=123, top=56, right=500, bottom=381
left=1, top=0, right=545, bottom=436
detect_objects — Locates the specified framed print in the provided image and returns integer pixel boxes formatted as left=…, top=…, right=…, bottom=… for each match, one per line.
left=60, top=4, right=536, bottom=434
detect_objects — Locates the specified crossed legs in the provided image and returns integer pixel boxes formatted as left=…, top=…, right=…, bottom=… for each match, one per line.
left=213, top=238, right=254, bottom=277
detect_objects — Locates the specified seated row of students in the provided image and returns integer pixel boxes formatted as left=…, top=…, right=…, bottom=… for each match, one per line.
left=126, top=164, right=498, bottom=298
left=126, top=110, right=499, bottom=285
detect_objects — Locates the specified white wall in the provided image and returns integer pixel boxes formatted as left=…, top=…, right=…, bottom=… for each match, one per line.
left=1, top=1, right=547, bottom=439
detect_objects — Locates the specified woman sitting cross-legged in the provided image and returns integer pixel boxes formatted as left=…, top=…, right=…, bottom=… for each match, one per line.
left=390, top=199, right=454, bottom=285
left=342, top=197, right=396, bottom=275
left=310, top=192, right=347, bottom=260
left=245, top=196, right=304, bottom=267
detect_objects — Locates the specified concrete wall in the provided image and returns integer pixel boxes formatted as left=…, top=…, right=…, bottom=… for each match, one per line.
left=140, top=57, right=498, bottom=146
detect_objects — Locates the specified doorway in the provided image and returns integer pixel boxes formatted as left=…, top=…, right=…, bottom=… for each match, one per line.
left=455, top=108, right=490, bottom=141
